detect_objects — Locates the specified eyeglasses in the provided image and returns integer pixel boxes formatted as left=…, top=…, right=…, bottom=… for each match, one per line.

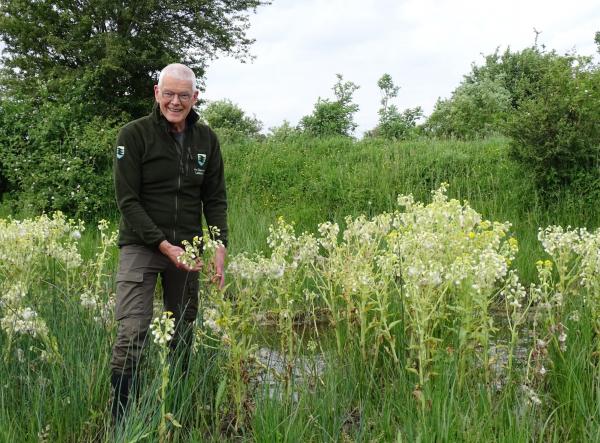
left=161, top=90, right=193, bottom=103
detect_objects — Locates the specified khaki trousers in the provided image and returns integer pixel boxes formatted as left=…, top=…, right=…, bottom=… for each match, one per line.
left=110, top=244, right=199, bottom=376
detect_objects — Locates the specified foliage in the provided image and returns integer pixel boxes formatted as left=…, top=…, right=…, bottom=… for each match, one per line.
left=0, top=93, right=122, bottom=218
left=266, top=120, right=301, bottom=142
left=424, top=46, right=574, bottom=139
left=299, top=74, right=360, bottom=137
left=367, top=73, right=423, bottom=140
left=0, top=0, right=267, bottom=118
left=228, top=186, right=519, bottom=391
left=200, top=99, right=263, bottom=140
left=506, top=55, right=600, bottom=198
left=1, top=189, right=599, bottom=440
left=425, top=74, right=511, bottom=139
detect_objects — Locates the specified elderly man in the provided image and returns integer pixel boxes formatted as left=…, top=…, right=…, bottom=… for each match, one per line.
left=110, top=63, right=227, bottom=420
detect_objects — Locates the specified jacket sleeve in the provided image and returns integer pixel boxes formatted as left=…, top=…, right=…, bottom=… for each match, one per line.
left=114, top=125, right=166, bottom=247
left=201, top=129, right=229, bottom=247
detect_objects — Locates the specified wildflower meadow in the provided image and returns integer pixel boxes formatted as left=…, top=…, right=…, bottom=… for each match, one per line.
left=0, top=138, right=599, bottom=442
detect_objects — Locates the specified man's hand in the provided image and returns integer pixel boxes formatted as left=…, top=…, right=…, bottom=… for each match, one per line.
left=158, top=240, right=202, bottom=272
left=210, top=245, right=227, bottom=289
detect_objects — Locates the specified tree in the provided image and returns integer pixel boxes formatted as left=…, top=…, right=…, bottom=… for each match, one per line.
left=299, top=74, right=360, bottom=137
left=369, top=74, right=423, bottom=140
left=0, top=0, right=268, bottom=118
left=200, top=99, right=263, bottom=139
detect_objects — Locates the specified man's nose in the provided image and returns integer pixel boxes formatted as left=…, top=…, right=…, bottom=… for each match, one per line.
left=171, top=94, right=181, bottom=104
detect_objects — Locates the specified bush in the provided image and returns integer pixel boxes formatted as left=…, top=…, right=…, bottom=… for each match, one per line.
left=200, top=99, right=262, bottom=140
left=424, top=46, right=565, bottom=139
left=0, top=94, right=123, bottom=218
left=506, top=55, right=600, bottom=198
left=266, top=120, right=301, bottom=142
left=424, top=75, right=511, bottom=139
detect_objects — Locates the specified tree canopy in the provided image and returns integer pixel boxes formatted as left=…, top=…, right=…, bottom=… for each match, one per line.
left=0, top=0, right=267, bottom=117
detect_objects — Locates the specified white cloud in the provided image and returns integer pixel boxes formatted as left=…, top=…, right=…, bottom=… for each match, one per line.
left=202, top=0, right=600, bottom=135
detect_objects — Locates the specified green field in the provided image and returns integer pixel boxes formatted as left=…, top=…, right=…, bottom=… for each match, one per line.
left=1, top=136, right=598, bottom=442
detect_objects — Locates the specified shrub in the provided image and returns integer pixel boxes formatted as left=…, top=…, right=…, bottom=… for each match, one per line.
left=424, top=75, right=511, bottom=139
left=200, top=99, right=262, bottom=139
left=506, top=55, right=600, bottom=198
left=0, top=94, right=123, bottom=218
left=266, top=120, right=301, bottom=142
left=424, top=46, right=565, bottom=139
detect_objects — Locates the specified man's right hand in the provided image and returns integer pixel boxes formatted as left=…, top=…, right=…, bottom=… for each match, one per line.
left=158, top=240, right=202, bottom=272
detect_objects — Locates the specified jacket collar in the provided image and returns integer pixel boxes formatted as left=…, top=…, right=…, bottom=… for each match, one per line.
left=151, top=103, right=200, bottom=132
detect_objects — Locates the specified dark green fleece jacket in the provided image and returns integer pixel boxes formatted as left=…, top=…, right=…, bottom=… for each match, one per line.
left=114, top=105, right=228, bottom=248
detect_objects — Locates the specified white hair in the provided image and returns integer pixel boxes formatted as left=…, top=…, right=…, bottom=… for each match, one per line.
left=158, top=63, right=197, bottom=91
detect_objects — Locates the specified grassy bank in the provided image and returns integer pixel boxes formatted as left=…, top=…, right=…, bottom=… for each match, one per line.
left=224, top=135, right=599, bottom=282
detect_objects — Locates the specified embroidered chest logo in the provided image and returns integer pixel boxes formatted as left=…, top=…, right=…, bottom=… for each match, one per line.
left=116, top=145, right=125, bottom=159
left=194, top=153, right=207, bottom=175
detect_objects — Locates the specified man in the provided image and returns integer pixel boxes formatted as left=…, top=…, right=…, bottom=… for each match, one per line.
left=110, top=63, right=228, bottom=421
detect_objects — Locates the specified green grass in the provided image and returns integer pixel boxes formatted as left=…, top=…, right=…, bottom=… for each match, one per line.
left=1, top=135, right=599, bottom=441
left=224, top=135, right=599, bottom=282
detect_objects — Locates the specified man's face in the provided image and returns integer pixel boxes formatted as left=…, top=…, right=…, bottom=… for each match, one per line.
left=154, top=75, right=198, bottom=131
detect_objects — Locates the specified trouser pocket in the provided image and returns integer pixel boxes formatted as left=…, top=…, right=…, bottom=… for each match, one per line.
left=115, top=270, right=152, bottom=320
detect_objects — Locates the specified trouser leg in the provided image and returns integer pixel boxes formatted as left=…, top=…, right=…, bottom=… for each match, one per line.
left=162, top=265, right=200, bottom=373
left=110, top=245, right=163, bottom=420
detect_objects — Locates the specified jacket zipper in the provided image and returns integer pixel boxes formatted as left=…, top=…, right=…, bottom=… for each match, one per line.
left=173, top=176, right=179, bottom=241
left=173, top=139, right=184, bottom=243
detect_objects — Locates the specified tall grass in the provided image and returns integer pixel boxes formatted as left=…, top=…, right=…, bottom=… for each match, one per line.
left=1, top=135, right=598, bottom=441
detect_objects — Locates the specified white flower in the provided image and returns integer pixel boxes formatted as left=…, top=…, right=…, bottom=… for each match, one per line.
left=150, top=311, right=175, bottom=346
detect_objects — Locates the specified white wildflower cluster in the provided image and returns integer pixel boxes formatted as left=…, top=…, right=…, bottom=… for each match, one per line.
left=0, top=212, right=84, bottom=274
left=268, top=217, right=319, bottom=267
left=150, top=311, right=175, bottom=346
left=385, top=186, right=514, bottom=294
left=501, top=271, right=527, bottom=311
left=538, top=226, right=581, bottom=259
left=202, top=307, right=223, bottom=335
left=0, top=213, right=87, bottom=364
left=178, top=226, right=224, bottom=269
left=521, top=384, right=542, bottom=407
left=537, top=225, right=600, bottom=335
left=1, top=306, right=49, bottom=338
left=317, top=221, right=339, bottom=250
left=228, top=253, right=286, bottom=281
left=97, top=219, right=118, bottom=250
left=0, top=281, right=27, bottom=308
left=226, top=185, right=519, bottom=379
left=229, top=218, right=319, bottom=282
left=80, top=290, right=114, bottom=324
left=179, top=235, right=203, bottom=269
left=80, top=290, right=97, bottom=310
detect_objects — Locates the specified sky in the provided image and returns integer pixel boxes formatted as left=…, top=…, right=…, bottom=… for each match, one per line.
left=201, top=0, right=600, bottom=136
